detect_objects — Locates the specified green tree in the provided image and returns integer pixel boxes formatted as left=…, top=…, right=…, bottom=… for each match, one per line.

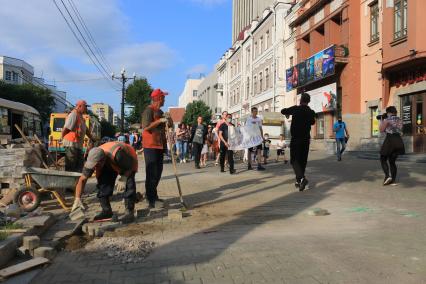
left=125, top=78, right=152, bottom=124
left=182, top=100, right=212, bottom=126
left=0, top=81, right=55, bottom=123
left=100, top=119, right=117, bottom=138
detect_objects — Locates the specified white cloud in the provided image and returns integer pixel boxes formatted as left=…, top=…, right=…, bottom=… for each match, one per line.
left=0, top=0, right=178, bottom=87
left=186, top=64, right=208, bottom=76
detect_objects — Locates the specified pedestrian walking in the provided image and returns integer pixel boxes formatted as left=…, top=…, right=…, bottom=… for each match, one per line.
left=281, top=93, right=316, bottom=191
left=61, top=100, right=95, bottom=173
left=246, top=107, right=266, bottom=171
left=214, top=111, right=228, bottom=166
left=175, top=123, right=189, bottom=163
left=333, top=116, right=350, bottom=161
left=206, top=125, right=215, bottom=161
left=379, top=106, right=405, bottom=185
left=141, top=88, right=171, bottom=208
left=71, top=141, right=138, bottom=223
left=262, top=133, right=271, bottom=164
left=276, top=134, right=288, bottom=163
left=190, top=116, right=208, bottom=169
left=218, top=113, right=236, bottom=174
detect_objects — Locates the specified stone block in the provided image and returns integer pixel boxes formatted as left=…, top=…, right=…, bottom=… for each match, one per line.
left=22, top=236, right=40, bottom=250
left=168, top=209, right=183, bottom=222
left=136, top=208, right=150, bottom=218
left=0, top=236, right=20, bottom=268
left=69, top=208, right=86, bottom=221
left=16, top=215, right=55, bottom=228
left=32, top=246, right=57, bottom=260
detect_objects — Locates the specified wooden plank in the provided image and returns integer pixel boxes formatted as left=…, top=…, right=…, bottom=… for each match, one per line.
left=0, top=257, right=49, bottom=279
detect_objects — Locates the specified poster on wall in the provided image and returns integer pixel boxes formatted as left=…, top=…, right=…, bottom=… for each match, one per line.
left=314, top=51, right=324, bottom=80
left=306, top=56, right=315, bottom=83
left=286, top=66, right=299, bottom=91
left=322, top=46, right=335, bottom=77
left=298, top=62, right=307, bottom=86
left=298, top=83, right=337, bottom=113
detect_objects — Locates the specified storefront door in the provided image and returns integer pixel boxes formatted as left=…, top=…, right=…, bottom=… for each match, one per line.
left=413, top=93, right=426, bottom=153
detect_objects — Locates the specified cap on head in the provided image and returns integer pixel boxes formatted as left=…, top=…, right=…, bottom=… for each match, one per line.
left=84, top=147, right=105, bottom=169
left=151, top=89, right=168, bottom=100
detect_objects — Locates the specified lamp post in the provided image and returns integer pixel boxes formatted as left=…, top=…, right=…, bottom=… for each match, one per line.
left=112, top=68, right=136, bottom=133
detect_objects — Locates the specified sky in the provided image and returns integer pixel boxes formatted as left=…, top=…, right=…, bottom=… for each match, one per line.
left=0, top=0, right=232, bottom=113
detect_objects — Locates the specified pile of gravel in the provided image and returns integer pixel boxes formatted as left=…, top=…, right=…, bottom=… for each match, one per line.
left=84, top=236, right=155, bottom=263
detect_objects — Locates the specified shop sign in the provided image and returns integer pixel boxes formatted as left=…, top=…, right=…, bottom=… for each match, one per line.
left=286, top=45, right=337, bottom=91
left=402, top=104, right=412, bottom=125
left=297, top=83, right=337, bottom=113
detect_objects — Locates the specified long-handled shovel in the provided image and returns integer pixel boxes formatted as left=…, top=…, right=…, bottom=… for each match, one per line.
left=165, top=123, right=189, bottom=209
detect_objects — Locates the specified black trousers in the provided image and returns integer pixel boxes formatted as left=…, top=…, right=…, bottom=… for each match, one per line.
left=290, top=139, right=310, bottom=182
left=144, top=148, right=164, bottom=203
left=97, top=163, right=136, bottom=210
left=219, top=143, right=234, bottom=172
left=65, top=146, right=84, bottom=172
left=192, top=142, right=203, bottom=166
left=380, top=153, right=398, bottom=180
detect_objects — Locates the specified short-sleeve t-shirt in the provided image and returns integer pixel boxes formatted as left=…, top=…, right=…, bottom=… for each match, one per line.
left=246, top=116, right=262, bottom=128
left=141, top=106, right=166, bottom=149
left=277, top=140, right=287, bottom=150
left=63, top=111, right=87, bottom=149
left=193, top=124, right=205, bottom=144
left=219, top=122, right=233, bottom=144
left=333, top=121, right=346, bottom=139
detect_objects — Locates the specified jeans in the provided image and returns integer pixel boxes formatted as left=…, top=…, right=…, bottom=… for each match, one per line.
left=64, top=146, right=84, bottom=173
left=220, top=143, right=234, bottom=172
left=290, top=139, right=310, bottom=182
left=336, top=138, right=346, bottom=160
left=144, top=148, right=164, bottom=203
left=192, top=142, right=203, bottom=166
left=380, top=153, right=398, bottom=180
left=176, top=140, right=188, bottom=161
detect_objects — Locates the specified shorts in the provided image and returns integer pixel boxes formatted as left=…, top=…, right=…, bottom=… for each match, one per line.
left=249, top=144, right=263, bottom=152
left=277, top=149, right=285, bottom=156
left=263, top=148, right=270, bottom=158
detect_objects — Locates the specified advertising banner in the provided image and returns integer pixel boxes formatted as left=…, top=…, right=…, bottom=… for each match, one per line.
left=297, top=83, right=337, bottom=113
left=314, top=51, right=323, bottom=80
left=286, top=66, right=299, bottom=91
left=228, top=124, right=263, bottom=151
left=322, top=46, right=335, bottom=77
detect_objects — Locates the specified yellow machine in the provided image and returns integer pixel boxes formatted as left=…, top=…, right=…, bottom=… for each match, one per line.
left=48, top=112, right=101, bottom=154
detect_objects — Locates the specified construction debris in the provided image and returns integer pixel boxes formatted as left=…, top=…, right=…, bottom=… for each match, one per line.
left=0, top=257, right=49, bottom=280
left=84, top=236, right=155, bottom=264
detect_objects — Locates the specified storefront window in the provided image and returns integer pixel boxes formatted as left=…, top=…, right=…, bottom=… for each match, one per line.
left=371, top=107, right=379, bottom=137
left=401, top=95, right=412, bottom=135
left=415, top=94, right=424, bottom=134
left=316, top=113, right=325, bottom=139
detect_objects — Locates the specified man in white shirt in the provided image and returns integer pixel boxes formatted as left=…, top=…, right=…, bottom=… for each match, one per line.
left=246, top=107, right=265, bottom=171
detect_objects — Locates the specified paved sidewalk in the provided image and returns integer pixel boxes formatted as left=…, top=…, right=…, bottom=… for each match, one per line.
left=32, top=152, right=426, bottom=284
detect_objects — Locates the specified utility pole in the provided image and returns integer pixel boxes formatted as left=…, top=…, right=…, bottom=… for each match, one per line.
left=112, top=68, right=136, bottom=133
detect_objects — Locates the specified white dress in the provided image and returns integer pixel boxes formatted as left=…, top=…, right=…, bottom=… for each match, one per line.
left=201, top=144, right=208, bottom=154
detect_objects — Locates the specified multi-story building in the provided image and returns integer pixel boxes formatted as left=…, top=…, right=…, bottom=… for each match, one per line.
left=198, top=71, right=223, bottom=116
left=112, top=113, right=121, bottom=128
left=92, top=103, right=114, bottom=123
left=0, top=56, right=34, bottom=85
left=177, top=78, right=203, bottom=108
left=33, top=77, right=68, bottom=113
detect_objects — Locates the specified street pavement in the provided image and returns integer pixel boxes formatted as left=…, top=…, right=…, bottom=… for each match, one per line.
left=32, top=151, right=426, bottom=284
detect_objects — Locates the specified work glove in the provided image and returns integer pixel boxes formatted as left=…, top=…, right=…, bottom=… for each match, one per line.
left=116, top=175, right=128, bottom=192
left=71, top=198, right=87, bottom=212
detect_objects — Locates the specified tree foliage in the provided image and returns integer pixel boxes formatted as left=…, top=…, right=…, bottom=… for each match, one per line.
left=125, top=78, right=152, bottom=124
left=0, top=81, right=55, bottom=122
left=182, top=100, right=212, bottom=126
left=100, top=119, right=117, bottom=138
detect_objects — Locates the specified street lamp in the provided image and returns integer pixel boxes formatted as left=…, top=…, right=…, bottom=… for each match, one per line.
left=112, top=68, right=136, bottom=133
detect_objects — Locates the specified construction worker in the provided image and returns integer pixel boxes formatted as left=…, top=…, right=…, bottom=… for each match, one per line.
left=71, top=141, right=138, bottom=223
left=61, top=100, right=95, bottom=172
left=141, top=88, right=172, bottom=208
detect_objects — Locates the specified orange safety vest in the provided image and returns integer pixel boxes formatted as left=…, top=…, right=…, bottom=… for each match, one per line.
left=99, top=142, right=138, bottom=173
left=63, top=110, right=83, bottom=143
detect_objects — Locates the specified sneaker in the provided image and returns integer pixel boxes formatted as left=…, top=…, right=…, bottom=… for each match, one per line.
left=195, top=165, right=201, bottom=169
left=257, top=165, right=265, bottom=171
left=248, top=165, right=253, bottom=170
left=120, top=209, right=135, bottom=224
left=294, top=182, right=300, bottom=188
left=230, top=169, right=236, bottom=175
left=220, top=169, right=225, bottom=173
left=299, top=178, right=309, bottom=192
left=383, top=177, right=393, bottom=186
left=338, top=157, right=342, bottom=161
left=93, top=210, right=113, bottom=221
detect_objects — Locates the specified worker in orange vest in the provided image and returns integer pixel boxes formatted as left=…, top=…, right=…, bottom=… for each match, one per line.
left=71, top=141, right=138, bottom=223
left=61, top=100, right=95, bottom=172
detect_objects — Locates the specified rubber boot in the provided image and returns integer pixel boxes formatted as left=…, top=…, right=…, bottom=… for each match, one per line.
left=121, top=199, right=135, bottom=224
left=93, top=197, right=113, bottom=221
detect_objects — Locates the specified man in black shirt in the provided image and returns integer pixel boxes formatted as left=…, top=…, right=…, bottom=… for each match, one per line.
left=281, top=93, right=316, bottom=191
left=218, top=113, right=236, bottom=174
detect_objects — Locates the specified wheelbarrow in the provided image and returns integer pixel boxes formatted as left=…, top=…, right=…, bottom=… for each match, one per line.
left=14, top=167, right=81, bottom=212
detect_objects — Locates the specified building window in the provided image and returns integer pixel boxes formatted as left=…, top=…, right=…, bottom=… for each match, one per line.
left=394, top=0, right=407, bottom=40
left=254, top=42, right=258, bottom=58
left=12, top=72, right=18, bottom=82
left=237, top=60, right=240, bottom=73
left=371, top=107, right=380, bottom=137
left=265, top=68, right=269, bottom=89
left=193, top=90, right=198, bottom=97
left=289, top=56, right=294, bottom=67
left=259, top=72, right=263, bottom=92
left=246, top=48, right=251, bottom=67
left=5, top=71, right=11, bottom=81
left=246, top=77, right=250, bottom=99
left=370, top=2, right=379, bottom=42
left=254, top=76, right=257, bottom=94
left=265, top=30, right=270, bottom=49
left=316, top=114, right=324, bottom=139
left=259, top=37, right=263, bottom=54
